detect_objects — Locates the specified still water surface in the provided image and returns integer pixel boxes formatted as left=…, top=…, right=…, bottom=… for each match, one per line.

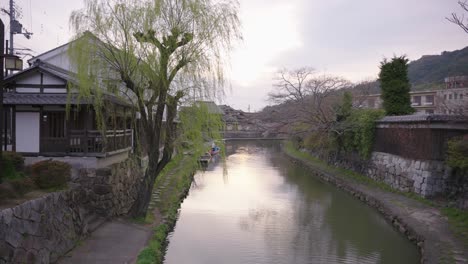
left=164, top=141, right=419, bottom=264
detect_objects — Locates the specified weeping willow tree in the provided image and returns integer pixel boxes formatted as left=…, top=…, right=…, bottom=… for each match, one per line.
left=177, top=102, right=225, bottom=156
left=69, top=0, right=241, bottom=217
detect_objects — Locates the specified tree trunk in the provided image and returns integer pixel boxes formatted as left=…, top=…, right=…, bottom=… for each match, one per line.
left=130, top=83, right=168, bottom=217
left=129, top=94, right=181, bottom=218
left=129, top=141, right=160, bottom=217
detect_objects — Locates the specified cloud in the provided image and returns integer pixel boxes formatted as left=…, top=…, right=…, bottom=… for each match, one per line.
left=3, top=0, right=467, bottom=112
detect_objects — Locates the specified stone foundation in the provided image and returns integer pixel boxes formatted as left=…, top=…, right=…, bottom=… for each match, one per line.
left=0, top=158, right=144, bottom=263
left=74, top=158, right=143, bottom=217
left=367, top=152, right=449, bottom=197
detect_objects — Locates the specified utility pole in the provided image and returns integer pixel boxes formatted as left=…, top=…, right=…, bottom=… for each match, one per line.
left=9, top=0, right=13, bottom=56
left=0, top=19, right=4, bottom=180
left=1, top=0, right=33, bottom=74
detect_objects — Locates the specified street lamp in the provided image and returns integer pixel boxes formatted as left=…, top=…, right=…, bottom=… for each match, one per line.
left=4, top=54, right=22, bottom=71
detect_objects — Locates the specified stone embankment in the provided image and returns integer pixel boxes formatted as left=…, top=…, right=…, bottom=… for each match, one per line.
left=0, top=159, right=143, bottom=263
left=368, top=152, right=448, bottom=197
left=284, top=148, right=468, bottom=264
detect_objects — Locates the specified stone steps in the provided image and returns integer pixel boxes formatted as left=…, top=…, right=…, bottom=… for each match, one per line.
left=147, top=171, right=178, bottom=210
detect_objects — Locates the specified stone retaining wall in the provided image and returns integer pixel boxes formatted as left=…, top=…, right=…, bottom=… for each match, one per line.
left=0, top=158, right=144, bottom=263
left=329, top=151, right=468, bottom=209
left=74, top=159, right=143, bottom=217
left=367, top=152, right=449, bottom=197
left=330, top=115, right=468, bottom=209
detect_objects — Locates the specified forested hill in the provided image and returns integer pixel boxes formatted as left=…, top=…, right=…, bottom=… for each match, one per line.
left=408, top=46, right=468, bottom=85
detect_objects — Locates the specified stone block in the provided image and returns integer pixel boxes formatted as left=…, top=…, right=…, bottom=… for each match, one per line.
left=29, top=199, right=45, bottom=213
left=1, top=209, right=13, bottom=225
left=421, top=171, right=431, bottom=180
left=5, top=229, right=22, bottom=248
left=28, top=210, right=41, bottom=224
left=13, top=202, right=31, bottom=220
left=96, top=168, right=112, bottom=177
left=0, top=241, right=14, bottom=261
left=11, top=248, right=27, bottom=263
left=414, top=177, right=423, bottom=187
left=421, top=162, right=429, bottom=170
left=38, top=248, right=50, bottom=263
left=93, top=184, right=112, bottom=195
left=415, top=161, right=421, bottom=170
left=395, top=166, right=402, bottom=176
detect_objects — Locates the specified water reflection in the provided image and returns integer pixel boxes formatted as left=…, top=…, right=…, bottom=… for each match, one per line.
left=164, top=141, right=419, bottom=264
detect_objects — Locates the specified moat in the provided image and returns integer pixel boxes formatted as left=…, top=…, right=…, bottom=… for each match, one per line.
left=164, top=140, right=419, bottom=264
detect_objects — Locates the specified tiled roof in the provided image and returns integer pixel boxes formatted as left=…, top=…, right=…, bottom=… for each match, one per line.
left=3, top=61, right=132, bottom=107
left=378, top=114, right=468, bottom=123
left=4, top=92, right=131, bottom=107
left=197, top=101, right=224, bottom=114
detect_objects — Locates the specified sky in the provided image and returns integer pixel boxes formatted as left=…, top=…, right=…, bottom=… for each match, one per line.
left=1, top=0, right=467, bottom=111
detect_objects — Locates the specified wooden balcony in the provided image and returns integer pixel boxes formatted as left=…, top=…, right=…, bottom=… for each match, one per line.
left=40, top=129, right=133, bottom=157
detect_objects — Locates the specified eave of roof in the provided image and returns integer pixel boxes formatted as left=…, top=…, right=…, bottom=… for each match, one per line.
left=3, top=92, right=132, bottom=107
left=4, top=61, right=76, bottom=84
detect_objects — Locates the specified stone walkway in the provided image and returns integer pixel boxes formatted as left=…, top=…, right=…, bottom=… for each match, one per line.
left=57, top=219, right=151, bottom=264
left=57, top=162, right=179, bottom=264
left=286, top=151, right=468, bottom=264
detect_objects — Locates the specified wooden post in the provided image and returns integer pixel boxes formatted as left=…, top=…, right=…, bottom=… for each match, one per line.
left=0, top=19, right=4, bottom=177
left=84, top=129, right=88, bottom=155
left=66, top=114, right=71, bottom=154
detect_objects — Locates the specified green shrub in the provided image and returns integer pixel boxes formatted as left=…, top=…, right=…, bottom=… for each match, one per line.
left=446, top=136, right=468, bottom=172
left=342, top=109, right=386, bottom=159
left=31, top=160, right=71, bottom=189
left=3, top=152, right=25, bottom=171
left=0, top=183, right=17, bottom=200
left=1, top=152, right=25, bottom=182
left=9, top=177, right=36, bottom=195
left=379, top=56, right=414, bottom=115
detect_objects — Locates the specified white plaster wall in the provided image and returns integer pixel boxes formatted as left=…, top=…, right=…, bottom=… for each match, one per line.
left=44, top=88, right=67, bottom=93
left=44, top=53, right=72, bottom=72
left=15, top=112, right=40, bottom=153
left=16, top=73, right=41, bottom=84
left=16, top=88, right=40, bottom=93
left=43, top=74, right=65, bottom=85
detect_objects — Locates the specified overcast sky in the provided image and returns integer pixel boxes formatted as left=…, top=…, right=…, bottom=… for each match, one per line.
left=1, top=0, right=467, bottom=111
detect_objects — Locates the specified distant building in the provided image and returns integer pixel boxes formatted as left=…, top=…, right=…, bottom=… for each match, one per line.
left=357, top=76, right=468, bottom=115
left=436, top=76, right=468, bottom=115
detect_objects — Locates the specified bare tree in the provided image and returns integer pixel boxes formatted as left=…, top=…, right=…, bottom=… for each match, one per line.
left=447, top=1, right=468, bottom=34
left=268, top=67, right=315, bottom=103
left=268, top=67, right=351, bottom=135
left=435, top=91, right=468, bottom=116
left=350, top=79, right=380, bottom=107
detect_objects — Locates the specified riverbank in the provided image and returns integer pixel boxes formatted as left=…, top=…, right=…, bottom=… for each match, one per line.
left=57, top=155, right=198, bottom=264
left=137, top=155, right=199, bottom=264
left=283, top=142, right=468, bottom=264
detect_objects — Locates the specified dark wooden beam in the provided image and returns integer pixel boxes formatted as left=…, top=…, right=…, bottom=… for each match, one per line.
left=12, top=84, right=67, bottom=88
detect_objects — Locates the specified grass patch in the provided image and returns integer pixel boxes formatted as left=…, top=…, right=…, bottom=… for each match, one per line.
left=442, top=207, right=468, bottom=246
left=136, top=154, right=200, bottom=264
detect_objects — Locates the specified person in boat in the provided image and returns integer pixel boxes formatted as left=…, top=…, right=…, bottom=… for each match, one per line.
left=210, top=145, right=220, bottom=156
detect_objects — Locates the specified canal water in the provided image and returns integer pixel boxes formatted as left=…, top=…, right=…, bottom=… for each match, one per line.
left=164, top=141, right=419, bottom=264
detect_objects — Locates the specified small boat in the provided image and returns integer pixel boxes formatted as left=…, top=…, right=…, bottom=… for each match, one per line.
left=199, top=153, right=212, bottom=165
left=199, top=145, right=221, bottom=165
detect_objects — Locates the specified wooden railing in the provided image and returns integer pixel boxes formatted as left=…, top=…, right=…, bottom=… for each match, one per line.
left=41, top=129, right=133, bottom=155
